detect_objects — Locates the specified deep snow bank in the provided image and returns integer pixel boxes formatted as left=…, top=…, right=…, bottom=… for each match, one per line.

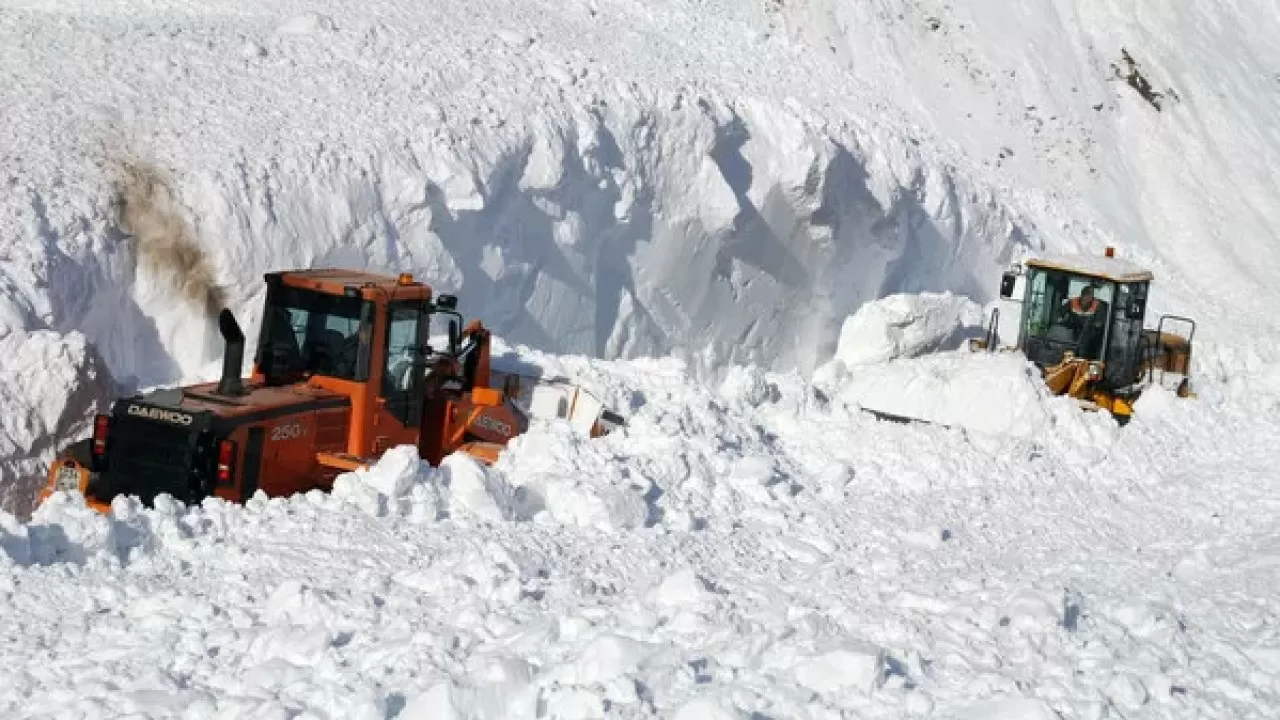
left=0, top=102, right=1026, bottom=388
left=0, top=0, right=1041, bottom=399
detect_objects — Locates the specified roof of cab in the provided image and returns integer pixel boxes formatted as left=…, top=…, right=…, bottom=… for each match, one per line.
left=275, top=268, right=434, bottom=297
left=1025, top=253, right=1153, bottom=283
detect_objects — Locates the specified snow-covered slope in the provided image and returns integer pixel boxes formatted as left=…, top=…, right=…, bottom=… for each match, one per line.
left=3, top=0, right=1280, bottom=716
left=778, top=1, right=1280, bottom=333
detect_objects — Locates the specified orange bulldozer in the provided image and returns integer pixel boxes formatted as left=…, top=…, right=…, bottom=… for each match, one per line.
left=39, top=268, right=624, bottom=513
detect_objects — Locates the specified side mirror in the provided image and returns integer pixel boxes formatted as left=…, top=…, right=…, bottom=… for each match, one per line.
left=436, top=294, right=458, bottom=310
left=999, top=272, right=1017, bottom=299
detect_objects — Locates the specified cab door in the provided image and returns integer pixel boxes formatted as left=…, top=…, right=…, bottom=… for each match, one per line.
left=373, top=300, right=428, bottom=455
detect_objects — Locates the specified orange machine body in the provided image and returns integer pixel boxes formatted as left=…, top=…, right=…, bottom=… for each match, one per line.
left=38, top=268, right=549, bottom=512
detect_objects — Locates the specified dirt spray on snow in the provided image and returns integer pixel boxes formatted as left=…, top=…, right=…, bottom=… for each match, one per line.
left=111, top=160, right=227, bottom=320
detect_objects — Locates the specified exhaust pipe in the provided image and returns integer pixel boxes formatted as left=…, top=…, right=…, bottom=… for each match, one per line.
left=217, top=308, right=245, bottom=396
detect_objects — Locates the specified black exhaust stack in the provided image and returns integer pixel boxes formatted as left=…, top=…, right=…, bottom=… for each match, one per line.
left=217, top=308, right=246, bottom=396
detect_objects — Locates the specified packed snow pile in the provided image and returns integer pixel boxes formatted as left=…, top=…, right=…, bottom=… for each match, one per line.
left=832, top=292, right=987, bottom=366
left=815, top=293, right=1112, bottom=443
left=816, top=351, right=1117, bottom=443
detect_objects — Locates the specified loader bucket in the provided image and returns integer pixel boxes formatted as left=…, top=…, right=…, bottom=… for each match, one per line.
left=491, top=370, right=625, bottom=438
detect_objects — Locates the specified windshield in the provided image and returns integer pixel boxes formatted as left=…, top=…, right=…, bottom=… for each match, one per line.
left=255, top=285, right=374, bottom=383
left=1020, top=267, right=1115, bottom=365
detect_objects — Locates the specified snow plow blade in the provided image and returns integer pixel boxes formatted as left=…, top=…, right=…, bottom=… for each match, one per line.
left=490, top=369, right=626, bottom=438
left=860, top=407, right=948, bottom=427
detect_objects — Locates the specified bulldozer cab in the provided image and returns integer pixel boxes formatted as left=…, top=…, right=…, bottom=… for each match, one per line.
left=995, top=251, right=1195, bottom=396
left=251, top=270, right=454, bottom=458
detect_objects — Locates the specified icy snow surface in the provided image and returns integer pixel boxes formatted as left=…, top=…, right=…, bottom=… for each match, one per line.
left=2, top=0, right=1280, bottom=717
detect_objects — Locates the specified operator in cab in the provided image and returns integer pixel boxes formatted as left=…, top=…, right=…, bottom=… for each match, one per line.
left=1060, top=284, right=1108, bottom=356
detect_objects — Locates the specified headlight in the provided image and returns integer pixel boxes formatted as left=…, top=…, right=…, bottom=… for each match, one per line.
left=54, top=463, right=81, bottom=492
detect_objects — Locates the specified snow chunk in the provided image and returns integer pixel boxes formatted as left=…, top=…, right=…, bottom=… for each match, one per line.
left=552, top=633, right=662, bottom=685
left=275, top=12, right=337, bottom=36
left=332, top=446, right=527, bottom=524
left=440, top=452, right=517, bottom=522
left=331, top=445, right=432, bottom=519
left=495, top=425, right=650, bottom=531
left=717, top=364, right=780, bottom=407
left=672, top=696, right=746, bottom=720
left=399, top=682, right=464, bottom=720
left=1130, top=384, right=1183, bottom=423
left=649, top=568, right=714, bottom=608
left=834, top=292, right=986, bottom=366
left=793, top=644, right=886, bottom=696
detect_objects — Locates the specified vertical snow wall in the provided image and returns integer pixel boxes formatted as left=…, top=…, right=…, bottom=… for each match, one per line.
left=0, top=96, right=1033, bottom=518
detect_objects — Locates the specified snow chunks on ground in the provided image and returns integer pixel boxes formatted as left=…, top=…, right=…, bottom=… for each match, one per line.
left=328, top=427, right=652, bottom=531
left=3, top=344, right=1280, bottom=718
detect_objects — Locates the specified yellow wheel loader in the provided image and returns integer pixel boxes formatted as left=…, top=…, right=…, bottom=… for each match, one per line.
left=970, top=247, right=1196, bottom=422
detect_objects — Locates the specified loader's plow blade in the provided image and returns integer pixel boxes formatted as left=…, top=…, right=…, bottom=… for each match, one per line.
left=491, top=370, right=626, bottom=438
left=859, top=406, right=957, bottom=430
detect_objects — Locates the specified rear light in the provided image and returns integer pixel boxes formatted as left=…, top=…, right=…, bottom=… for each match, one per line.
left=92, top=414, right=110, bottom=456
left=217, top=440, right=236, bottom=485
left=1087, top=363, right=1102, bottom=381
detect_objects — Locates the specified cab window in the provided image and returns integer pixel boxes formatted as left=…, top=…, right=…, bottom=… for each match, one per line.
left=1102, top=282, right=1148, bottom=386
left=257, top=285, right=374, bottom=383
left=381, top=301, right=427, bottom=425
left=1020, top=268, right=1115, bottom=363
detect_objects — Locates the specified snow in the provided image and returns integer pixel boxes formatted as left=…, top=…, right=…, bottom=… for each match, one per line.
left=1, top=0, right=1280, bottom=718
left=5, top=352, right=1280, bottom=717
left=816, top=350, right=1119, bottom=444
left=833, top=292, right=987, bottom=366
